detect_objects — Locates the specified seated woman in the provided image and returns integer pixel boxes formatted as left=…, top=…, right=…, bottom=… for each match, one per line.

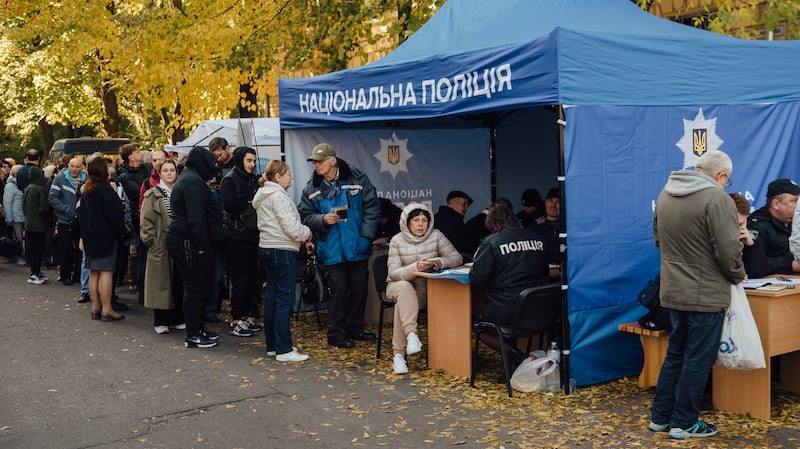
left=469, top=201, right=557, bottom=371
left=386, top=203, right=462, bottom=374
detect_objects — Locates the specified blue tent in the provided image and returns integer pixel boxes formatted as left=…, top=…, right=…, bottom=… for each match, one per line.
left=279, top=0, right=800, bottom=385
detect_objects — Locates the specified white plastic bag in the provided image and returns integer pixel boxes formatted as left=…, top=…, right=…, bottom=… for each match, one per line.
left=716, top=283, right=766, bottom=370
left=510, top=356, right=557, bottom=393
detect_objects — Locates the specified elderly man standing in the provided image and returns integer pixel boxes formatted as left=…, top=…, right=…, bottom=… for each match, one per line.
left=48, top=157, right=86, bottom=286
left=744, top=178, right=800, bottom=278
left=649, top=150, right=745, bottom=439
left=299, top=143, right=381, bottom=348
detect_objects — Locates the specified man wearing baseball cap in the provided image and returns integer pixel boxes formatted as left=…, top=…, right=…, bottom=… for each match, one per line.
left=299, top=143, right=381, bottom=349
left=743, top=178, right=800, bottom=278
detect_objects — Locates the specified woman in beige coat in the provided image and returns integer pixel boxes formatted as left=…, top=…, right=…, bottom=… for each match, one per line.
left=386, top=202, right=462, bottom=374
left=140, top=160, right=184, bottom=334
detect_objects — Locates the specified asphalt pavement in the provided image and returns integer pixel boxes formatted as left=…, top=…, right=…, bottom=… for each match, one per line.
left=0, top=261, right=487, bottom=449
left=1, top=261, right=798, bottom=449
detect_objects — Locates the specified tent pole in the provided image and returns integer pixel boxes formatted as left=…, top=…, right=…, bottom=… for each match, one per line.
left=557, top=105, right=571, bottom=395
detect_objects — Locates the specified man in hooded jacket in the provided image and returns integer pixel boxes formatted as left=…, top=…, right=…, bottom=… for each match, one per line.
left=220, top=147, right=261, bottom=337
left=650, top=150, right=745, bottom=439
left=166, top=147, right=225, bottom=348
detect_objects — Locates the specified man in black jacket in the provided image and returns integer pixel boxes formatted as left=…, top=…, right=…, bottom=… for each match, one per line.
left=116, top=143, right=151, bottom=301
left=434, top=190, right=473, bottom=256
left=166, top=147, right=225, bottom=349
left=220, top=147, right=260, bottom=337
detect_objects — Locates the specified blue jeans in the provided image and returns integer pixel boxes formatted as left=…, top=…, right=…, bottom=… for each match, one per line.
left=651, top=308, right=724, bottom=429
left=260, top=248, right=297, bottom=354
left=81, top=252, right=90, bottom=295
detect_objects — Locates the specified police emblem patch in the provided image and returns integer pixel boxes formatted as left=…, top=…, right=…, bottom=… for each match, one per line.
left=374, top=131, right=413, bottom=179
left=676, top=109, right=724, bottom=169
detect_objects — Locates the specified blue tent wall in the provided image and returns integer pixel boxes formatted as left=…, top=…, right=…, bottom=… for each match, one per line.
left=564, top=103, right=800, bottom=385
left=278, top=0, right=800, bottom=385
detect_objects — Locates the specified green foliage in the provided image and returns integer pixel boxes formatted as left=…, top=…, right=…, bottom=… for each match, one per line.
left=0, top=0, right=442, bottom=147
left=636, top=0, right=800, bottom=40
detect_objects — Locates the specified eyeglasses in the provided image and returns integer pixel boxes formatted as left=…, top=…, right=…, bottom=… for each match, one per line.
left=719, top=172, right=732, bottom=188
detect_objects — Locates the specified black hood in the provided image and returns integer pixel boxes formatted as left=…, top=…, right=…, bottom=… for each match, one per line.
left=231, top=147, right=256, bottom=172
left=186, top=147, right=220, bottom=181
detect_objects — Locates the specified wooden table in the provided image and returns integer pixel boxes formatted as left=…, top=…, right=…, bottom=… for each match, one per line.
left=413, top=270, right=482, bottom=378
left=712, top=286, right=800, bottom=419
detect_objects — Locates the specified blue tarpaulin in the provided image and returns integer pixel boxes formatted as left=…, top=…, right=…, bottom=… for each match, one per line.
left=278, top=0, right=800, bottom=385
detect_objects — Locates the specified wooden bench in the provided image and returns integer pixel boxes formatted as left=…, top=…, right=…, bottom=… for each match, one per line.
left=618, top=322, right=670, bottom=389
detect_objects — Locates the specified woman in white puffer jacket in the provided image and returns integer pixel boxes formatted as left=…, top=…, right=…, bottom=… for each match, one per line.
left=386, top=202, right=462, bottom=374
left=253, top=160, right=313, bottom=363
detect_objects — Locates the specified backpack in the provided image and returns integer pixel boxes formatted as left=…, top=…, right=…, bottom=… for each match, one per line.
left=637, top=274, right=672, bottom=332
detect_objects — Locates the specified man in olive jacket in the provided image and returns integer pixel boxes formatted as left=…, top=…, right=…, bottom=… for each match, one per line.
left=650, top=150, right=745, bottom=439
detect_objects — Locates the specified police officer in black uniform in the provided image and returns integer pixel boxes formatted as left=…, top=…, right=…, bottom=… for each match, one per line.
left=743, top=178, right=800, bottom=278
left=469, top=201, right=557, bottom=326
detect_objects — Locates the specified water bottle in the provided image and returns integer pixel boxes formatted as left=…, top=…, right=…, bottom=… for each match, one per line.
left=547, top=341, right=560, bottom=363
left=545, top=341, right=561, bottom=391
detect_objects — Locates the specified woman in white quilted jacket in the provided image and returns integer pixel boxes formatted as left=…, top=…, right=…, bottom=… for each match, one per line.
left=253, top=160, right=314, bottom=363
left=386, top=202, right=462, bottom=374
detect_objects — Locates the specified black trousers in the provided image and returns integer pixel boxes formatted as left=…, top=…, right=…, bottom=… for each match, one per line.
left=321, top=259, right=369, bottom=342
left=166, top=235, right=214, bottom=336
left=28, top=231, right=45, bottom=276
left=225, top=239, right=259, bottom=320
left=56, top=222, right=81, bottom=281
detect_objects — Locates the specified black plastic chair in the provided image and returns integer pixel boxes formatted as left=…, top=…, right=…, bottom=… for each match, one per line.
left=470, top=284, right=561, bottom=397
left=372, top=254, right=394, bottom=358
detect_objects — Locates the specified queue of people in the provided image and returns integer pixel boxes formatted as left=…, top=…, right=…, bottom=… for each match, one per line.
left=4, top=141, right=563, bottom=369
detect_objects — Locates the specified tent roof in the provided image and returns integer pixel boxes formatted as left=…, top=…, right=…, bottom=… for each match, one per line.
left=166, top=118, right=280, bottom=154
left=279, top=0, right=800, bottom=128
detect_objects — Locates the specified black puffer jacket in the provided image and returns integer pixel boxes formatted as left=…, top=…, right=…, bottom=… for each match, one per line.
left=117, top=162, right=150, bottom=232
left=743, top=205, right=793, bottom=278
left=220, top=147, right=258, bottom=242
left=469, top=223, right=556, bottom=325
left=167, top=148, right=224, bottom=252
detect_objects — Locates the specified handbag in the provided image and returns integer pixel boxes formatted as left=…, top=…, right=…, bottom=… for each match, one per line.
left=301, top=253, right=329, bottom=307
left=716, top=283, right=766, bottom=370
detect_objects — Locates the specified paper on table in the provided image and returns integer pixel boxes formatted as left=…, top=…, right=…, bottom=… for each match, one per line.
left=741, top=278, right=776, bottom=289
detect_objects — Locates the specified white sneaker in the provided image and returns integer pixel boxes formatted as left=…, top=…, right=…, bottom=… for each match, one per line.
left=171, top=323, right=186, bottom=330
left=276, top=350, right=309, bottom=362
left=393, top=354, right=408, bottom=374
left=267, top=346, right=298, bottom=357
left=38, top=272, right=49, bottom=282
left=27, top=274, right=45, bottom=285
left=406, top=332, right=422, bottom=355
left=154, top=325, right=170, bottom=334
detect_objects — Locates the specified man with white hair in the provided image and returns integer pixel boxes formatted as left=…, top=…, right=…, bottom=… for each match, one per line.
left=48, top=157, right=86, bottom=286
left=650, top=150, right=745, bottom=439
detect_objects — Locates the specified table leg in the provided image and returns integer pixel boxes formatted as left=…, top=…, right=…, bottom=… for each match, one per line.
left=712, top=364, right=772, bottom=420
left=427, top=279, right=472, bottom=377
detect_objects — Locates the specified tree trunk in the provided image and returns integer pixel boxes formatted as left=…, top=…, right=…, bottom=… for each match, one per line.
left=100, top=79, right=121, bottom=137
left=238, top=79, right=259, bottom=118
left=161, top=103, right=186, bottom=145
left=397, top=0, right=412, bottom=43
left=38, top=118, right=54, bottom=156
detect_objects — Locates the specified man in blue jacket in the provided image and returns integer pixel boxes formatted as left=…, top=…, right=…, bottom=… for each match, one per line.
left=299, top=143, right=381, bottom=348
left=48, top=157, right=86, bottom=285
